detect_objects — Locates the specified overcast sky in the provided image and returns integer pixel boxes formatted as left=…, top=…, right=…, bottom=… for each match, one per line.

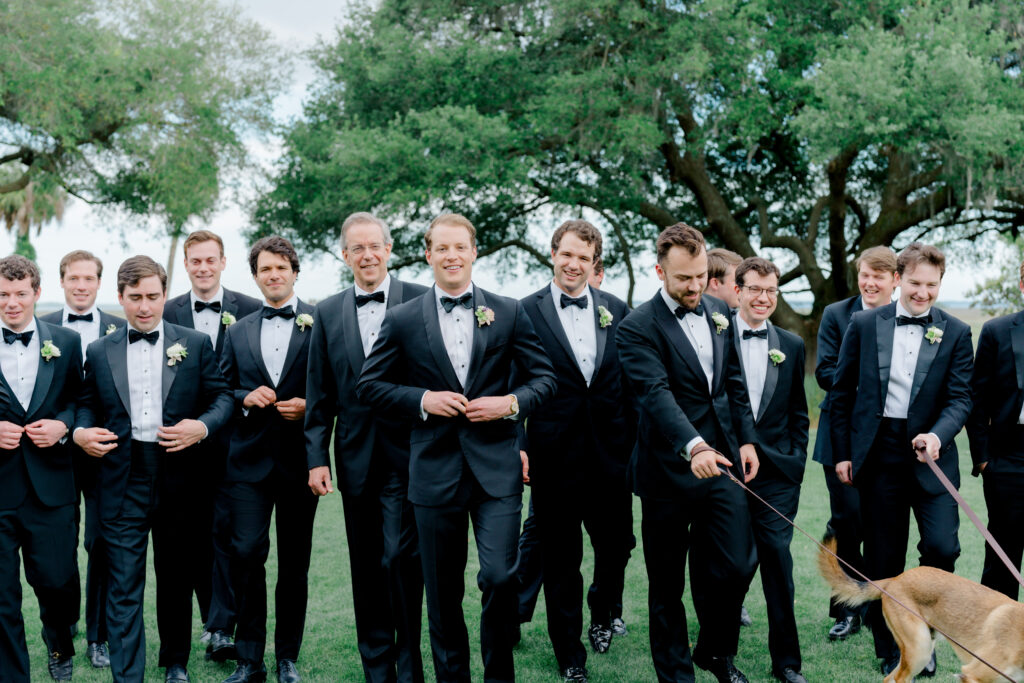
left=22, top=0, right=981, bottom=310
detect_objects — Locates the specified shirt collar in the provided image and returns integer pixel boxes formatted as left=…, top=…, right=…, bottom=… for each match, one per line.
left=355, top=273, right=391, bottom=299
left=434, top=283, right=474, bottom=307
left=736, top=314, right=768, bottom=336
left=660, top=287, right=702, bottom=317
left=895, top=300, right=930, bottom=319
left=3, top=317, right=38, bottom=336
left=265, top=295, right=299, bottom=313
left=190, top=287, right=224, bottom=307
left=63, top=305, right=98, bottom=322
left=550, top=280, right=591, bottom=305
left=127, top=320, right=164, bottom=339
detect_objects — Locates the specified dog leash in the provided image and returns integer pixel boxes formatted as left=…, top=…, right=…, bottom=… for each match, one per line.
left=912, top=440, right=1024, bottom=589
left=718, top=465, right=1018, bottom=683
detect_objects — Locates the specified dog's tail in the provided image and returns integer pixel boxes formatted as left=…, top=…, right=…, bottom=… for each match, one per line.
left=818, top=532, right=884, bottom=606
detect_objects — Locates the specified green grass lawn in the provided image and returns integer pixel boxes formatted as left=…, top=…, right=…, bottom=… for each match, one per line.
left=20, top=429, right=992, bottom=681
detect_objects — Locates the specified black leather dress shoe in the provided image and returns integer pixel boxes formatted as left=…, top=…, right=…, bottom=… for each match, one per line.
left=47, top=650, right=73, bottom=681
left=739, top=605, right=753, bottom=627
left=87, top=641, right=110, bottom=668
left=223, top=660, right=268, bottom=683
left=207, top=629, right=237, bottom=662
left=919, top=651, right=937, bottom=677
left=827, top=615, right=861, bottom=640
left=694, top=654, right=749, bottom=683
left=881, top=656, right=900, bottom=676
left=165, top=663, right=192, bottom=683
left=277, top=659, right=301, bottom=683
left=773, top=666, right=808, bottom=683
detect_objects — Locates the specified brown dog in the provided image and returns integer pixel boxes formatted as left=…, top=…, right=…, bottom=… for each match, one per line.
left=818, top=533, right=1024, bottom=682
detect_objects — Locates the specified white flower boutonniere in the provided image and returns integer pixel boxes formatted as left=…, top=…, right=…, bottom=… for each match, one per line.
left=221, top=311, right=236, bottom=326
left=925, top=326, right=943, bottom=345
left=166, top=343, right=188, bottom=367
left=105, top=323, right=117, bottom=336
left=598, top=305, right=613, bottom=329
left=768, top=348, right=786, bottom=366
left=296, top=313, right=314, bottom=331
left=475, top=306, right=495, bottom=327
left=40, top=340, right=61, bottom=362
left=711, top=311, right=729, bottom=334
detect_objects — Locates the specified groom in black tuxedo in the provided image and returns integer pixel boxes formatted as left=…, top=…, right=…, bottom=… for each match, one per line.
left=357, top=213, right=556, bottom=683
left=307, top=213, right=428, bottom=683
left=830, top=243, right=973, bottom=676
left=74, top=256, right=233, bottom=683
left=0, top=255, right=83, bottom=682
left=616, top=223, right=758, bottom=683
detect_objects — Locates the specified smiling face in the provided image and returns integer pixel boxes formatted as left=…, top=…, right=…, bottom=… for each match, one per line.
left=656, top=245, right=708, bottom=311
left=254, top=250, right=297, bottom=306
left=0, top=276, right=40, bottom=332
left=184, top=239, right=226, bottom=299
left=895, top=262, right=942, bottom=316
left=552, top=231, right=596, bottom=297
left=343, top=221, right=392, bottom=291
left=118, top=275, right=166, bottom=332
left=60, top=259, right=100, bottom=314
left=425, top=223, right=476, bottom=295
left=858, top=263, right=896, bottom=309
left=736, top=270, right=778, bottom=327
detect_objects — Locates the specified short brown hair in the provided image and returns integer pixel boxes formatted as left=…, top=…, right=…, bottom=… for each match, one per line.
left=896, top=242, right=945, bottom=278
left=734, top=257, right=781, bottom=287
left=656, top=223, right=705, bottom=263
left=425, top=213, right=477, bottom=249
left=59, top=250, right=103, bottom=280
left=593, top=257, right=604, bottom=276
left=183, top=230, right=225, bottom=259
left=0, top=255, right=40, bottom=291
left=117, top=256, right=167, bottom=294
left=550, top=220, right=603, bottom=262
left=249, top=235, right=300, bottom=275
left=1019, top=260, right=1024, bottom=283
left=855, top=246, right=897, bottom=274
left=707, top=248, right=742, bottom=281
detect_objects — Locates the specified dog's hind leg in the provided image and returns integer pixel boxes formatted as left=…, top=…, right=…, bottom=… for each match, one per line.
left=884, top=611, right=933, bottom=683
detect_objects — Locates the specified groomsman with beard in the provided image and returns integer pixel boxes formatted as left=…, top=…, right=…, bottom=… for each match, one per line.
left=306, top=212, right=428, bottom=683
left=74, top=256, right=233, bottom=682
left=0, top=255, right=83, bottom=682
left=730, top=257, right=809, bottom=683
left=830, top=243, right=973, bottom=678
left=358, top=213, right=556, bottom=683
left=811, top=246, right=896, bottom=641
left=40, top=250, right=125, bottom=670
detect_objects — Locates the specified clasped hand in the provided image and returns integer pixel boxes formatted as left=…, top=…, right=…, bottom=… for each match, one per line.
left=423, top=391, right=510, bottom=422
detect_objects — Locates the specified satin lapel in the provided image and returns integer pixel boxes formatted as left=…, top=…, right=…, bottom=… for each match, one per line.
left=0, top=341, right=23, bottom=418
left=709, top=306, right=726, bottom=394
left=876, top=308, right=896, bottom=404
left=25, top=319, right=56, bottom=419
left=591, top=289, right=609, bottom=384
left=731, top=322, right=748, bottom=386
left=216, top=290, right=241, bottom=356
left=908, top=310, right=945, bottom=406
left=161, top=326, right=182, bottom=405
left=244, top=315, right=275, bottom=387
left=758, top=325, right=781, bottom=423
left=464, top=288, right=489, bottom=396
left=536, top=289, right=581, bottom=377
left=1010, top=312, right=1024, bottom=392
left=422, top=289, right=462, bottom=391
left=341, top=289, right=365, bottom=376
left=277, top=302, right=309, bottom=383
left=105, top=328, right=132, bottom=415
left=174, top=296, right=195, bottom=329
left=652, top=298, right=709, bottom=395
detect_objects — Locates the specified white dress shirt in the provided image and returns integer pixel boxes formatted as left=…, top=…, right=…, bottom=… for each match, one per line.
left=63, top=305, right=101, bottom=359
left=737, top=315, right=769, bottom=417
left=355, top=274, right=390, bottom=357
left=552, top=281, right=597, bottom=386
left=883, top=301, right=928, bottom=420
left=260, top=295, right=298, bottom=387
left=191, top=287, right=224, bottom=349
left=436, top=285, right=474, bottom=388
left=127, top=321, right=164, bottom=443
left=0, top=319, right=40, bottom=411
left=660, top=289, right=715, bottom=458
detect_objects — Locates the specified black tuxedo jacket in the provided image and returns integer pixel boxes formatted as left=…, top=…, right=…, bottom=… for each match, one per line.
left=75, top=323, right=234, bottom=520
left=829, top=302, right=973, bottom=493
left=812, top=296, right=862, bottom=466
left=731, top=320, right=809, bottom=485
left=305, top=278, right=429, bottom=496
left=616, top=292, right=757, bottom=500
left=967, top=310, right=1024, bottom=475
left=519, top=285, right=634, bottom=487
left=220, top=300, right=315, bottom=484
left=164, top=287, right=262, bottom=357
left=39, top=307, right=127, bottom=339
left=0, top=320, right=83, bottom=509
left=356, top=285, right=557, bottom=505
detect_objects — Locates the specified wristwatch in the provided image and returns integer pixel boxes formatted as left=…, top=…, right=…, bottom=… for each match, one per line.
left=508, top=393, right=519, bottom=417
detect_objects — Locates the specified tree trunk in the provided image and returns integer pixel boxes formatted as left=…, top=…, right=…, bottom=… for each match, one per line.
left=166, top=232, right=180, bottom=290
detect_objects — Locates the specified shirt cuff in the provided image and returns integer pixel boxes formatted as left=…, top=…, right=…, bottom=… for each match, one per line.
left=502, top=393, right=520, bottom=421
left=682, top=436, right=704, bottom=461
left=199, top=421, right=209, bottom=441
left=420, top=391, right=429, bottom=421
left=927, top=432, right=940, bottom=450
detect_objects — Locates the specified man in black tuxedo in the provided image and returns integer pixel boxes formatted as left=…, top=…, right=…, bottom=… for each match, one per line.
left=730, top=258, right=808, bottom=683
left=306, top=213, right=428, bottom=683
left=74, top=256, right=233, bottom=683
left=40, top=249, right=126, bottom=670
left=705, top=248, right=741, bottom=311
left=0, top=255, right=83, bottom=682
left=811, top=246, right=896, bottom=641
left=616, top=223, right=758, bottom=683
left=967, top=259, right=1024, bottom=599
left=518, top=220, right=633, bottom=683
left=830, top=243, right=973, bottom=676
left=218, top=236, right=318, bottom=683
left=163, top=230, right=261, bottom=659
left=357, top=213, right=556, bottom=683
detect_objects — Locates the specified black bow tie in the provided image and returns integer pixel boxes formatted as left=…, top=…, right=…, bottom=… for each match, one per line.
left=356, top=291, right=386, bottom=307
left=67, top=312, right=93, bottom=323
left=194, top=300, right=222, bottom=314
left=440, top=292, right=473, bottom=313
left=560, top=293, right=588, bottom=310
left=896, top=314, right=931, bottom=327
left=128, top=329, right=159, bottom=345
left=2, top=328, right=32, bottom=346
left=742, top=328, right=768, bottom=340
left=674, top=303, right=705, bottom=319
left=263, top=305, right=295, bottom=320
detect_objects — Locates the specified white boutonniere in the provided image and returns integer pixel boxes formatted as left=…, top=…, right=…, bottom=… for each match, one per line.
left=221, top=311, right=236, bottom=326
left=475, top=306, right=495, bottom=327
left=711, top=311, right=729, bottom=334
left=166, top=343, right=188, bottom=367
left=296, top=313, right=314, bottom=331
left=105, top=323, right=117, bottom=336
left=768, top=348, right=786, bottom=366
left=598, top=305, right=613, bottom=328
left=40, top=340, right=61, bottom=362
left=925, top=326, right=943, bottom=344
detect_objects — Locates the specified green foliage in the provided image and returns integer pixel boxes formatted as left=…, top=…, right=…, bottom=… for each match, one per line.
left=966, top=234, right=1024, bottom=316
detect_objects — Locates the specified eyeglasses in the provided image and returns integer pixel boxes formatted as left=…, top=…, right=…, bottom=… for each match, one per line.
left=741, top=285, right=779, bottom=298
